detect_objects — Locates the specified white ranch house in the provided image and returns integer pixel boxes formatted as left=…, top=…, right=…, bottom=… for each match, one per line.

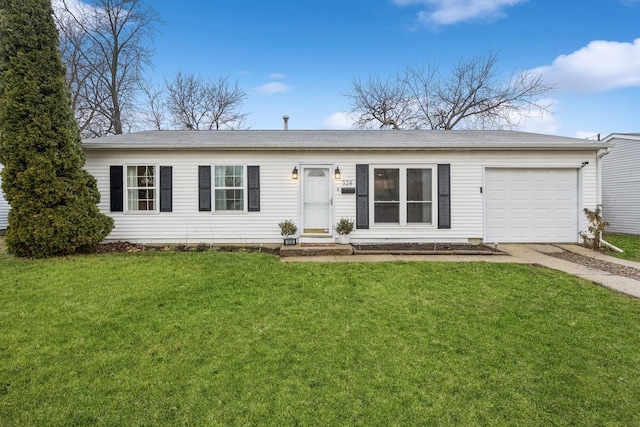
left=81, top=130, right=610, bottom=245
left=602, top=133, right=640, bottom=235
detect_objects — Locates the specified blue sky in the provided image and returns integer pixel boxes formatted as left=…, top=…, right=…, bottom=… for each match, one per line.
left=73, top=0, right=640, bottom=138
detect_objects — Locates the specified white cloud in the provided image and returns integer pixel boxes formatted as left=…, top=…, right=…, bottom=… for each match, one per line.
left=268, top=73, right=287, bottom=80
left=509, top=98, right=561, bottom=135
left=256, top=82, right=291, bottom=95
left=323, top=112, right=354, bottom=130
left=392, top=0, right=527, bottom=27
left=532, top=39, right=640, bottom=92
left=52, top=0, right=97, bottom=16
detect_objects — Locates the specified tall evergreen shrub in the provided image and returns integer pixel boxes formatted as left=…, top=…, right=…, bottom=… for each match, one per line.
left=0, top=0, right=113, bottom=257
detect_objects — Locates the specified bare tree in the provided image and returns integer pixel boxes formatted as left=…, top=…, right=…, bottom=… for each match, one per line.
left=56, top=0, right=162, bottom=136
left=164, top=72, right=249, bottom=130
left=54, top=2, right=110, bottom=137
left=345, top=52, right=554, bottom=131
left=344, top=75, right=415, bottom=130
left=139, top=80, right=167, bottom=130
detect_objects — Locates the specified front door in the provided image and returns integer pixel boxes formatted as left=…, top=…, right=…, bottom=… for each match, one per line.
left=302, top=166, right=332, bottom=234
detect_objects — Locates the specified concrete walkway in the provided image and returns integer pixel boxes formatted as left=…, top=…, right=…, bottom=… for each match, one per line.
left=281, top=244, right=640, bottom=298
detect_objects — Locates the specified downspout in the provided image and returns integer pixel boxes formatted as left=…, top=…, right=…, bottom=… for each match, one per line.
left=600, top=231, right=623, bottom=253
left=595, top=146, right=623, bottom=253
left=596, top=146, right=610, bottom=206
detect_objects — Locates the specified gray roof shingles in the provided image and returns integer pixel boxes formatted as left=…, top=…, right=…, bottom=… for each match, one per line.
left=82, top=130, right=611, bottom=151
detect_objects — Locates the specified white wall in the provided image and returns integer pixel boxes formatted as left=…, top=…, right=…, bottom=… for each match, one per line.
left=0, top=165, right=8, bottom=230
left=602, top=137, right=640, bottom=235
left=84, top=149, right=599, bottom=244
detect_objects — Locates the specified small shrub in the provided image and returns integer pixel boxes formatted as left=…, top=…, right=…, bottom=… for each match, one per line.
left=278, top=220, right=298, bottom=236
left=335, top=217, right=355, bottom=235
left=579, top=207, right=609, bottom=251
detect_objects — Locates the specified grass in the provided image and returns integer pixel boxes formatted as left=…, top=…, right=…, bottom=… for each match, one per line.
left=1, top=251, right=639, bottom=426
left=603, top=233, right=640, bottom=262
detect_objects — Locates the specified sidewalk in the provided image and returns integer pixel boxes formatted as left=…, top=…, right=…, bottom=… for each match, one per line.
left=499, top=244, right=640, bottom=298
left=281, top=243, right=640, bottom=298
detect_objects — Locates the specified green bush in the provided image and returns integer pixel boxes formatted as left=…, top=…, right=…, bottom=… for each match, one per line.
left=0, top=0, right=113, bottom=257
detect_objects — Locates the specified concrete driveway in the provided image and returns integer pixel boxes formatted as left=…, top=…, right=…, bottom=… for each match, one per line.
left=498, top=244, right=640, bottom=298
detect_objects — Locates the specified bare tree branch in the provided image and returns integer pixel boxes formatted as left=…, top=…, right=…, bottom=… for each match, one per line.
left=164, top=72, right=249, bottom=130
left=139, top=80, right=166, bottom=130
left=343, top=75, right=416, bottom=130
left=345, top=52, right=555, bottom=131
left=56, top=0, right=162, bottom=137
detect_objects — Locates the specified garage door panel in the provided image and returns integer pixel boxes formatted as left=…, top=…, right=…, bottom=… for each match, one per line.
left=533, top=189, right=550, bottom=200
left=486, top=169, right=578, bottom=243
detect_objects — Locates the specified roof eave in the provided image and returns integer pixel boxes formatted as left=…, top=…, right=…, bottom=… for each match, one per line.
left=602, top=133, right=640, bottom=142
left=82, top=142, right=611, bottom=151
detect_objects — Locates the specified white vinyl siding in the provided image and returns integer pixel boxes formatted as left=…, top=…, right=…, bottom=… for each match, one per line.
left=84, top=149, right=598, bottom=244
left=0, top=164, right=8, bottom=230
left=602, top=136, right=640, bottom=235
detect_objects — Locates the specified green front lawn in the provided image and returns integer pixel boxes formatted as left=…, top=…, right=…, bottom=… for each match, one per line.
left=604, top=233, right=640, bottom=262
left=1, top=251, right=639, bottom=426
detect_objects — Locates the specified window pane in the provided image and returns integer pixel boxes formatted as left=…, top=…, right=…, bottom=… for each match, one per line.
left=127, top=165, right=154, bottom=187
left=374, top=168, right=399, bottom=202
left=215, top=166, right=225, bottom=187
left=225, top=166, right=235, bottom=186
left=215, top=165, right=243, bottom=187
left=407, top=169, right=431, bottom=201
left=407, top=202, right=432, bottom=223
left=127, top=166, right=137, bottom=187
left=127, top=189, right=155, bottom=211
left=375, top=203, right=399, bottom=223
left=215, top=189, right=244, bottom=211
left=126, top=166, right=156, bottom=211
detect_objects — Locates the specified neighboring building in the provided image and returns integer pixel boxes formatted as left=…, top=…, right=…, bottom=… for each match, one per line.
left=0, top=164, right=8, bottom=231
left=602, top=133, right=640, bottom=235
left=82, top=130, right=610, bottom=245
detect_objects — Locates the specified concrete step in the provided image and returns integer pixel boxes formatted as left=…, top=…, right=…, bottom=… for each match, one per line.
left=279, top=244, right=354, bottom=257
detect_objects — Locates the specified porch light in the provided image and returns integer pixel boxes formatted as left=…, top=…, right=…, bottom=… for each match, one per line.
left=334, top=167, right=341, bottom=180
left=292, top=167, right=299, bottom=180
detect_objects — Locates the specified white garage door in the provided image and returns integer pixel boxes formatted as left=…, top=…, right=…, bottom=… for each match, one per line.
left=485, top=168, right=578, bottom=243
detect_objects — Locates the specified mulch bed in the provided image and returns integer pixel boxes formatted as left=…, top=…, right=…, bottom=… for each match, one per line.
left=352, top=243, right=501, bottom=255
left=547, top=251, right=640, bottom=281
left=94, top=241, right=280, bottom=255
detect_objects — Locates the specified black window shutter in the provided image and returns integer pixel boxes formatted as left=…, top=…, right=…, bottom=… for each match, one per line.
left=438, top=164, right=451, bottom=229
left=356, top=164, right=369, bottom=229
left=160, top=166, right=172, bottom=212
left=198, top=165, right=211, bottom=212
left=247, top=166, right=260, bottom=212
left=109, top=165, right=123, bottom=212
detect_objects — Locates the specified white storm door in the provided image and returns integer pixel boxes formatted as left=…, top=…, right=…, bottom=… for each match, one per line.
left=302, top=166, right=331, bottom=234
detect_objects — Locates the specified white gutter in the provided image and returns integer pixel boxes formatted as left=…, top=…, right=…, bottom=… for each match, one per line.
left=595, top=147, right=623, bottom=253
left=596, top=147, right=610, bottom=205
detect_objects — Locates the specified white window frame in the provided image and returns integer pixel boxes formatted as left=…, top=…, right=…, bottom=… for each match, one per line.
left=213, top=164, right=247, bottom=213
left=125, top=164, right=159, bottom=214
left=370, top=165, right=436, bottom=226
